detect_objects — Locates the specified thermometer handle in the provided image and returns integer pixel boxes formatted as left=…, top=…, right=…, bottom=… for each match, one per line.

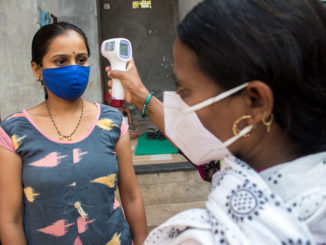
left=112, top=79, right=125, bottom=100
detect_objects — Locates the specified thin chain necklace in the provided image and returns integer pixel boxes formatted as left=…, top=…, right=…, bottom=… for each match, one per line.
left=45, top=100, right=84, bottom=141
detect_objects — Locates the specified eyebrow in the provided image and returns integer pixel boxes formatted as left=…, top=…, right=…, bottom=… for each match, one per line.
left=51, top=52, right=88, bottom=59
left=51, top=54, right=67, bottom=58
left=77, top=52, right=88, bottom=56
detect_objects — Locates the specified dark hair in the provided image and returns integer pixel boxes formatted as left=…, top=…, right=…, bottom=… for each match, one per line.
left=31, top=22, right=90, bottom=66
left=178, top=0, right=326, bottom=155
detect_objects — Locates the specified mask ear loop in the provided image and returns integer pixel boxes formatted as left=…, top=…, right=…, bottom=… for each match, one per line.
left=215, top=124, right=254, bottom=150
left=183, top=82, right=249, bottom=114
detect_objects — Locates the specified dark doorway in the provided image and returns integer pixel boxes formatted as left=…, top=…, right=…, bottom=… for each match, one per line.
left=98, top=0, right=178, bottom=103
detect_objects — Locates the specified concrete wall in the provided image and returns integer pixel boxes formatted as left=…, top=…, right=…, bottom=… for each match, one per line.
left=178, top=0, right=202, bottom=21
left=0, top=0, right=202, bottom=119
left=116, top=169, right=210, bottom=231
left=0, top=0, right=40, bottom=118
left=0, top=0, right=101, bottom=118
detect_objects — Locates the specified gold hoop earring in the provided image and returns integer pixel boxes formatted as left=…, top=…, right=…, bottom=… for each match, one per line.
left=262, top=112, right=274, bottom=132
left=232, top=115, right=252, bottom=137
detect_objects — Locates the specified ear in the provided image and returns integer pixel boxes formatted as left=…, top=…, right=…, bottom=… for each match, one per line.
left=244, top=80, right=274, bottom=125
left=31, top=62, right=43, bottom=81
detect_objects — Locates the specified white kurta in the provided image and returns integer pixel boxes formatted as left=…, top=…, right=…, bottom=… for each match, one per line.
left=144, top=152, right=326, bottom=245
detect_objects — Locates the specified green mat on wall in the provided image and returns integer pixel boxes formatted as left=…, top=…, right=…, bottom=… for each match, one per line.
left=135, top=133, right=178, bottom=155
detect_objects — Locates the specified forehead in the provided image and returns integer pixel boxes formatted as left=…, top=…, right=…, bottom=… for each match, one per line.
left=173, top=38, right=197, bottom=73
left=173, top=38, right=209, bottom=84
left=173, top=37, right=222, bottom=93
left=46, top=30, right=87, bottom=55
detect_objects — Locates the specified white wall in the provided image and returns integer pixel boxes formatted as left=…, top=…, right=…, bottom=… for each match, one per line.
left=0, top=0, right=101, bottom=118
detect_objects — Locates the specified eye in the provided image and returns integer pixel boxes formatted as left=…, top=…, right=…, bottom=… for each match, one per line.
left=176, top=86, right=184, bottom=94
left=173, top=76, right=182, bottom=91
left=54, top=58, right=66, bottom=66
left=173, top=77, right=188, bottom=98
left=76, top=53, right=88, bottom=65
left=77, top=57, right=87, bottom=65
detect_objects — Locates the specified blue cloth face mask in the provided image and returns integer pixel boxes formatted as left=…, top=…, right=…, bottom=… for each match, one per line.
left=42, top=65, right=90, bottom=100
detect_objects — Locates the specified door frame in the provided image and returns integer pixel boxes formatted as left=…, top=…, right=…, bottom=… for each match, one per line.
left=96, top=0, right=107, bottom=103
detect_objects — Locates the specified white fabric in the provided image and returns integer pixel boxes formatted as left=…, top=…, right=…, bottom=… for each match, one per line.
left=144, top=153, right=326, bottom=245
left=164, top=83, right=253, bottom=165
left=164, top=91, right=231, bottom=165
left=260, top=152, right=326, bottom=244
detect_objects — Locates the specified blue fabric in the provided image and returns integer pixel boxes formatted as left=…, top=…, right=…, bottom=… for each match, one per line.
left=42, top=65, right=90, bottom=100
left=39, top=11, right=51, bottom=27
left=1, top=104, right=132, bottom=245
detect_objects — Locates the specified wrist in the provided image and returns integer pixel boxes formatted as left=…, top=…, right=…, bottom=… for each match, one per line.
left=134, top=87, right=150, bottom=110
left=141, top=92, right=154, bottom=118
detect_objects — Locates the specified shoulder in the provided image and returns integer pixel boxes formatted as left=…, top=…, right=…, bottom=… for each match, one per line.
left=1, top=111, right=27, bottom=133
left=0, top=111, right=27, bottom=153
left=98, top=104, right=123, bottom=124
left=95, top=104, right=127, bottom=142
left=99, top=103, right=122, bottom=115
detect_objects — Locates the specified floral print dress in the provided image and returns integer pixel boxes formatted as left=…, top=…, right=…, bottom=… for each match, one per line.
left=0, top=103, right=132, bottom=245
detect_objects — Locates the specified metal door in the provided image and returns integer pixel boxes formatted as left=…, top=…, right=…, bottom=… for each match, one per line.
left=98, top=0, right=178, bottom=101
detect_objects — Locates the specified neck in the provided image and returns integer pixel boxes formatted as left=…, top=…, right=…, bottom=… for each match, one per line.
left=238, top=125, right=299, bottom=171
left=44, top=96, right=84, bottom=141
left=45, top=97, right=83, bottom=114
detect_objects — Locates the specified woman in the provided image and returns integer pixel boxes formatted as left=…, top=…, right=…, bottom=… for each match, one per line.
left=0, top=22, right=147, bottom=245
left=107, top=0, right=326, bottom=244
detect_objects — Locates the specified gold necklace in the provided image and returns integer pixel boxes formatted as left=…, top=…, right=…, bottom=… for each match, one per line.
left=45, top=100, right=84, bottom=141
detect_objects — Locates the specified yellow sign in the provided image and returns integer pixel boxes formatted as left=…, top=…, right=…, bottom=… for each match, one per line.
left=132, top=1, right=152, bottom=9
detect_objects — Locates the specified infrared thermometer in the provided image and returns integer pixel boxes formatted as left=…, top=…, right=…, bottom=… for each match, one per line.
left=101, top=38, right=132, bottom=100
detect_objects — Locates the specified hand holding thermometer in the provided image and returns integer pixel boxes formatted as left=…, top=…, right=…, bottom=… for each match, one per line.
left=101, top=38, right=132, bottom=100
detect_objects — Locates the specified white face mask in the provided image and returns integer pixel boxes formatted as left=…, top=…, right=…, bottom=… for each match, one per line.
left=164, top=82, right=253, bottom=165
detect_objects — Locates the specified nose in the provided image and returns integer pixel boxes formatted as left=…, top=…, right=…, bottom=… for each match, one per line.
left=68, top=55, right=78, bottom=66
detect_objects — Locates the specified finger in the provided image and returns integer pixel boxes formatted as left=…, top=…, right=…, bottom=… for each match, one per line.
left=105, top=66, right=111, bottom=72
left=126, top=58, right=135, bottom=71
left=107, top=80, right=112, bottom=87
left=108, top=70, right=125, bottom=80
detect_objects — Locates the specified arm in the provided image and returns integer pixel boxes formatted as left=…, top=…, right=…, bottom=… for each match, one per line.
left=0, top=147, right=26, bottom=245
left=115, top=132, right=147, bottom=245
left=107, top=59, right=165, bottom=134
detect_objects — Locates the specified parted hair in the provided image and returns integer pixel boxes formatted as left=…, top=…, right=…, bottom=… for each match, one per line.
left=31, top=22, right=90, bottom=66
